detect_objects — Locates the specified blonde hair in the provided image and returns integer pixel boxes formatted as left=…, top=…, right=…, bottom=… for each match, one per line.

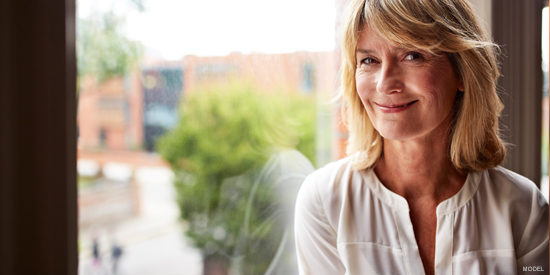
left=339, top=0, right=506, bottom=172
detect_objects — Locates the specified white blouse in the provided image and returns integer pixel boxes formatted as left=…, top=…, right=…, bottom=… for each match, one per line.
left=294, top=156, right=549, bottom=275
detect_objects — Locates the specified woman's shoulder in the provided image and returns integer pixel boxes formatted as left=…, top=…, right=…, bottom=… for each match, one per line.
left=486, top=166, right=536, bottom=186
left=296, top=155, right=372, bottom=215
left=480, top=167, right=549, bottom=266
left=482, top=166, right=548, bottom=205
left=300, top=156, right=358, bottom=195
left=476, top=167, right=548, bottom=232
left=295, top=156, right=365, bottom=232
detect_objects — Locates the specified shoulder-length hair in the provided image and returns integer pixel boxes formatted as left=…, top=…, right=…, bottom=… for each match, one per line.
left=339, top=0, right=506, bottom=172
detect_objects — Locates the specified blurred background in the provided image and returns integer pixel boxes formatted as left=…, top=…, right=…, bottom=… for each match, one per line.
left=76, top=1, right=335, bottom=274
left=74, top=1, right=549, bottom=275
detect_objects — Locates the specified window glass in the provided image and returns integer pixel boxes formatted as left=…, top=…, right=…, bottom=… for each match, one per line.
left=76, top=0, right=336, bottom=274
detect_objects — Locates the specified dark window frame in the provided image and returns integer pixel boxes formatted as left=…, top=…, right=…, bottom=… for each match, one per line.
left=493, top=0, right=547, bottom=185
left=0, top=0, right=546, bottom=274
left=0, top=0, right=78, bottom=274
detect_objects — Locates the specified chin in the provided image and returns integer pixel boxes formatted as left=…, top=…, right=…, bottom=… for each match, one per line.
left=378, top=131, right=414, bottom=141
left=374, top=123, right=420, bottom=141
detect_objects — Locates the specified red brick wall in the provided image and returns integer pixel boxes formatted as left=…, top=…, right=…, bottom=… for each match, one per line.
left=182, top=52, right=334, bottom=95
left=78, top=77, right=131, bottom=151
left=78, top=51, right=335, bottom=152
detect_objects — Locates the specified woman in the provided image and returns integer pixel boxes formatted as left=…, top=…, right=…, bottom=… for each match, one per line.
left=294, top=0, right=549, bottom=274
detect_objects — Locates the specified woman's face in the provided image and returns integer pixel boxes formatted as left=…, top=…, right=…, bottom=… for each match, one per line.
left=355, top=27, right=463, bottom=142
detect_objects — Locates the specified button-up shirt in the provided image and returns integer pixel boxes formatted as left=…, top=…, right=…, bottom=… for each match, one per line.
left=294, top=157, right=549, bottom=274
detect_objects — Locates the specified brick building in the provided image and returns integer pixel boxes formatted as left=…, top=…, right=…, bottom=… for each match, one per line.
left=77, top=51, right=335, bottom=154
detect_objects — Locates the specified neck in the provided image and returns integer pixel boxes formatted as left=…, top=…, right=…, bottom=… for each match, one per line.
left=374, top=130, right=466, bottom=202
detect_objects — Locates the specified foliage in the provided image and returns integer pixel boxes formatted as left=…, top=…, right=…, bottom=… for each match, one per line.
left=77, top=12, right=142, bottom=83
left=78, top=176, right=97, bottom=190
left=156, top=82, right=316, bottom=272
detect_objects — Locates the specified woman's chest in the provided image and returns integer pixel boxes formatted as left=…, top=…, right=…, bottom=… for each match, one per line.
left=409, top=205, right=438, bottom=275
left=332, top=200, right=517, bottom=275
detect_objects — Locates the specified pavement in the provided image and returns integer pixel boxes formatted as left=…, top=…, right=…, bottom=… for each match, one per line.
left=78, top=165, right=202, bottom=275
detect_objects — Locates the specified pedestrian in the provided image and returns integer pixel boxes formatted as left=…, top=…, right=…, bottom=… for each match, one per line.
left=92, top=237, right=101, bottom=270
left=111, top=241, right=123, bottom=274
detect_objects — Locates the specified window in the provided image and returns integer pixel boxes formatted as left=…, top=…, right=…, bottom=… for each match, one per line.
left=76, top=1, right=335, bottom=274
left=2, top=1, right=546, bottom=274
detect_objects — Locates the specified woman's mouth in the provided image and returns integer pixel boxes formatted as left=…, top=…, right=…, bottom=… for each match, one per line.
left=374, top=100, right=418, bottom=113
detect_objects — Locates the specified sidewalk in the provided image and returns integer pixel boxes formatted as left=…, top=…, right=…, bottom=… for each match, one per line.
left=78, top=165, right=202, bottom=275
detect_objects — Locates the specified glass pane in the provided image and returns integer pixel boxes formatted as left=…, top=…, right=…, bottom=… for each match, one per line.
left=76, top=0, right=336, bottom=274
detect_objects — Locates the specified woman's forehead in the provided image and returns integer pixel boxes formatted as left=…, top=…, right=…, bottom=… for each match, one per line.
left=356, top=23, right=439, bottom=55
left=356, top=27, right=407, bottom=52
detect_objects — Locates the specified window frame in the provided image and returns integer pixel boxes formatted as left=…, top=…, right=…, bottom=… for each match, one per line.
left=0, top=0, right=546, bottom=274
left=0, top=0, right=78, bottom=273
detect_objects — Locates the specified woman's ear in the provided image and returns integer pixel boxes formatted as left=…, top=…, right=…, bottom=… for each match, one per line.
left=458, top=80, right=464, bottom=92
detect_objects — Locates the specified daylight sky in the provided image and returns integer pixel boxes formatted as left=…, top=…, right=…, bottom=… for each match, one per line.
left=77, top=0, right=548, bottom=68
left=78, top=0, right=337, bottom=60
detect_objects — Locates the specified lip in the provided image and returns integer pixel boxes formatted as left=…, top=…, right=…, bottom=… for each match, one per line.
left=374, top=100, right=418, bottom=113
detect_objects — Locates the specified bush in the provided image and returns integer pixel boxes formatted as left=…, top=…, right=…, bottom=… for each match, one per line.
left=156, top=82, right=316, bottom=273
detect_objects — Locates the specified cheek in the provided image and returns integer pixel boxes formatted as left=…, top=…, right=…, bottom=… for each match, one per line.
left=355, top=75, right=379, bottom=128
left=423, top=60, right=460, bottom=107
left=410, top=70, right=454, bottom=108
left=355, top=73, right=373, bottom=106
left=430, top=75, right=459, bottom=111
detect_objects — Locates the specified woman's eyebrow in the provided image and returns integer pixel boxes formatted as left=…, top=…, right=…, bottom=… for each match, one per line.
left=356, top=48, right=374, bottom=54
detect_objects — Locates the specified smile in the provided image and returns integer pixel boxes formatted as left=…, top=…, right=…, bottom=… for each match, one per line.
left=374, top=100, right=418, bottom=113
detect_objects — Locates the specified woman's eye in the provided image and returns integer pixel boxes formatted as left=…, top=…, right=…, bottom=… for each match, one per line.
left=361, top=57, right=378, bottom=64
left=404, top=52, right=423, bottom=61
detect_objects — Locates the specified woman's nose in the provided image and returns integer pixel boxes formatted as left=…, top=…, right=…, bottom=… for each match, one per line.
left=376, top=62, right=403, bottom=94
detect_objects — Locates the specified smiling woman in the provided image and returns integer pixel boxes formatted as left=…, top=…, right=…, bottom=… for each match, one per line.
left=340, top=0, right=505, bottom=172
left=294, top=0, right=549, bottom=274
left=355, top=29, right=462, bottom=142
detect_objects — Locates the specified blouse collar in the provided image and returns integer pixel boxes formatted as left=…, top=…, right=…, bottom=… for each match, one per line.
left=359, top=168, right=482, bottom=215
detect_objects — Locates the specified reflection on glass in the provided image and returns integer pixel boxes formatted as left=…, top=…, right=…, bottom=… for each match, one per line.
left=76, top=0, right=336, bottom=274
left=157, top=85, right=316, bottom=274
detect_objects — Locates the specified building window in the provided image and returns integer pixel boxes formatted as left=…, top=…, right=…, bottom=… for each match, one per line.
left=301, top=63, right=314, bottom=93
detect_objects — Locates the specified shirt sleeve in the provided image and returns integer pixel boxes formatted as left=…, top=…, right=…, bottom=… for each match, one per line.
left=515, top=188, right=549, bottom=274
left=294, top=173, right=346, bottom=275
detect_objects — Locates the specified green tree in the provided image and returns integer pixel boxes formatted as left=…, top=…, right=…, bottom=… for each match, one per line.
left=77, top=12, right=142, bottom=84
left=157, top=82, right=316, bottom=273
